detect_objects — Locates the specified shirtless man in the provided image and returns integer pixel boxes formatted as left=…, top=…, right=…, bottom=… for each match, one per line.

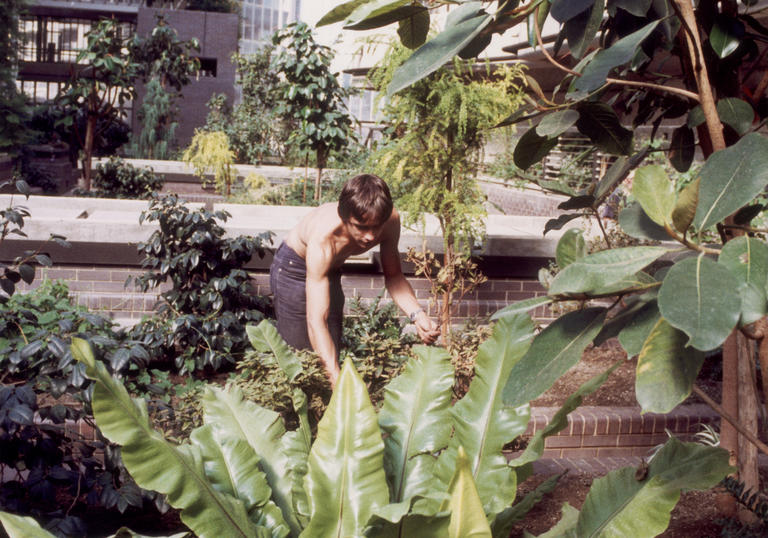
left=269, top=174, right=440, bottom=388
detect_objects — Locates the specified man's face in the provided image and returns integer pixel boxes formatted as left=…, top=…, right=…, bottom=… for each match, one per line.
left=345, top=214, right=385, bottom=250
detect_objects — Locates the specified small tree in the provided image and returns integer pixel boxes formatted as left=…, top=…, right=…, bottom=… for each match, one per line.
left=182, top=130, right=236, bottom=196
left=128, top=15, right=200, bottom=160
left=205, top=48, right=287, bottom=164
left=371, top=42, right=526, bottom=336
left=56, top=19, right=137, bottom=190
left=271, top=22, right=357, bottom=202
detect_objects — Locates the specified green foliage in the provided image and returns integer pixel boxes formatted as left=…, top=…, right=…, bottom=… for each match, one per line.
left=129, top=194, right=272, bottom=374
left=205, top=48, right=289, bottom=165
left=0, top=0, right=31, bottom=154
left=185, top=0, right=239, bottom=13
left=85, top=156, right=164, bottom=199
left=182, top=130, right=237, bottom=196
left=128, top=15, right=200, bottom=160
left=271, top=22, right=358, bottom=200
left=370, top=40, right=525, bottom=330
left=69, top=313, right=733, bottom=537
left=55, top=18, right=138, bottom=189
left=129, top=78, right=179, bottom=160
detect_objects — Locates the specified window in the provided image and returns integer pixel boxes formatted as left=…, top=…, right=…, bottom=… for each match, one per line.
left=240, top=0, right=297, bottom=46
left=197, top=58, right=218, bottom=78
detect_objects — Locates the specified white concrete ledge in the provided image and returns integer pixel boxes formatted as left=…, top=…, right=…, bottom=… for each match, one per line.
left=1, top=195, right=585, bottom=261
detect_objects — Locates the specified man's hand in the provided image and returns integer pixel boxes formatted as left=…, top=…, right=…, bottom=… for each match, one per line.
left=414, top=311, right=440, bottom=344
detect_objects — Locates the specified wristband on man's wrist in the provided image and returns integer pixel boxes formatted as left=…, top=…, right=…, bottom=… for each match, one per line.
left=408, top=308, right=424, bottom=322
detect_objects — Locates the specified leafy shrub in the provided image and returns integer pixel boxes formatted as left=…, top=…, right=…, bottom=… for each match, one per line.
left=84, top=156, right=164, bottom=199
left=128, top=194, right=273, bottom=374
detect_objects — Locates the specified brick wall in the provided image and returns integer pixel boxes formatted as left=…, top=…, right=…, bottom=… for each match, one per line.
left=18, top=264, right=552, bottom=325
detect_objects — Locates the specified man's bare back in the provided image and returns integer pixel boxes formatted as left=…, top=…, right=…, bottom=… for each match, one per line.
left=285, top=202, right=398, bottom=267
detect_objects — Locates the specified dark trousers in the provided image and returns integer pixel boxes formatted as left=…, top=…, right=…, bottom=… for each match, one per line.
left=269, top=242, right=344, bottom=352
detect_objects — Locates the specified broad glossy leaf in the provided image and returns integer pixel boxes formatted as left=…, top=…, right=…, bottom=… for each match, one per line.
left=636, top=319, right=705, bottom=413
left=388, top=12, right=491, bottom=94
left=658, top=255, right=741, bottom=351
left=718, top=236, right=768, bottom=325
left=548, top=246, right=669, bottom=296
left=612, top=0, right=652, bottom=16
left=595, top=293, right=658, bottom=346
left=0, top=511, right=56, bottom=538
left=544, top=213, right=583, bottom=235
left=317, top=0, right=372, bottom=26
left=379, top=346, right=454, bottom=504
left=201, top=386, right=302, bottom=535
left=572, top=21, right=660, bottom=95
left=302, top=361, right=389, bottom=537
left=594, top=147, right=650, bottom=201
left=398, top=9, right=430, bottom=49
left=575, top=102, right=633, bottom=155
left=669, top=125, right=695, bottom=173
left=436, top=314, right=535, bottom=516
left=345, top=0, right=423, bottom=30
left=556, top=228, right=587, bottom=269
left=619, top=203, right=671, bottom=241
left=710, top=15, right=745, bottom=58
left=550, top=0, right=593, bottom=22
left=564, top=0, right=604, bottom=59
left=618, top=299, right=661, bottom=357
left=503, top=307, right=606, bottom=407
left=513, top=127, right=558, bottom=170
left=191, top=427, right=290, bottom=537
left=671, top=178, right=699, bottom=234
left=510, top=360, right=621, bottom=467
left=536, top=110, right=580, bottom=138
left=633, top=165, right=675, bottom=227
left=445, top=447, right=492, bottom=538
left=576, top=439, right=732, bottom=536
left=71, top=339, right=261, bottom=538
left=490, top=474, right=562, bottom=537
left=491, top=296, right=553, bottom=321
left=693, top=133, right=768, bottom=233
left=717, top=97, right=754, bottom=136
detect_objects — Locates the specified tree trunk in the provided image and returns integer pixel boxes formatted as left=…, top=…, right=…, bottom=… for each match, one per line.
left=737, top=334, right=760, bottom=525
left=82, top=111, right=97, bottom=191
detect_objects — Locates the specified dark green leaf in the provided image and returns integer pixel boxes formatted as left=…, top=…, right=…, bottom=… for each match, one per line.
left=548, top=246, right=669, bottom=296
left=658, top=255, right=741, bottom=351
left=693, top=133, right=768, bottom=233
left=550, top=0, right=594, bottom=23
left=571, top=21, right=660, bottom=95
left=619, top=203, right=672, bottom=241
left=733, top=204, right=764, bottom=225
left=318, top=0, right=373, bottom=27
left=564, top=0, right=605, bottom=59
left=35, top=254, right=52, bottom=266
left=636, top=318, right=705, bottom=413
left=18, top=264, right=35, bottom=284
left=718, top=237, right=768, bottom=325
left=594, top=147, right=650, bottom=201
left=491, top=296, right=553, bottom=321
left=575, top=102, right=633, bottom=155
left=491, top=473, right=563, bottom=536
left=503, top=307, right=606, bottom=406
left=458, top=32, right=493, bottom=59
left=513, top=127, right=558, bottom=170
left=536, top=110, right=580, bottom=137
left=710, top=15, right=744, bottom=58
left=558, top=195, right=595, bottom=210
left=345, top=1, right=424, bottom=31
left=15, top=179, right=30, bottom=196
left=617, top=299, right=661, bottom=357
left=556, top=228, right=587, bottom=269
left=388, top=13, right=492, bottom=94
left=595, top=293, right=658, bottom=347
left=716, top=98, right=753, bottom=136
left=669, top=125, right=695, bottom=173
left=397, top=9, right=430, bottom=49
left=544, top=213, right=583, bottom=235
left=612, top=0, right=652, bottom=16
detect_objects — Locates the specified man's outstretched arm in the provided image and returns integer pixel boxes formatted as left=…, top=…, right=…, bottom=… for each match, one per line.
left=305, top=244, right=340, bottom=387
left=379, top=214, right=440, bottom=344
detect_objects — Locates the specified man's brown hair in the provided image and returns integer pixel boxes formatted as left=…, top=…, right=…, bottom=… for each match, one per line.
left=338, top=174, right=393, bottom=224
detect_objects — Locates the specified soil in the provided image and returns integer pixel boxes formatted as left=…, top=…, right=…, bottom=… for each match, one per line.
left=512, top=338, right=754, bottom=537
